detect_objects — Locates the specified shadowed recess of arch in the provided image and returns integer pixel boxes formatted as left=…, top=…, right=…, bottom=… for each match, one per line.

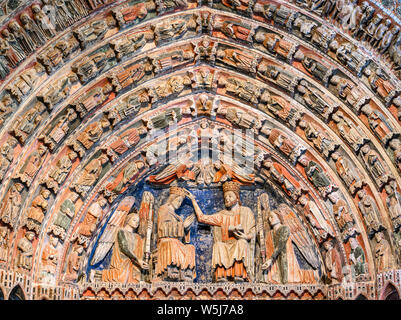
left=8, top=285, right=25, bottom=300
left=382, top=282, right=400, bottom=300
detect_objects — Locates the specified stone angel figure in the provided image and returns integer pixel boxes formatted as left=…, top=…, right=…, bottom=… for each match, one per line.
left=90, top=194, right=154, bottom=283
left=257, top=194, right=320, bottom=284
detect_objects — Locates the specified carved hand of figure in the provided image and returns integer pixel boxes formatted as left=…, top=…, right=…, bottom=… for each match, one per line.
left=183, top=188, right=196, bottom=202
left=183, top=213, right=195, bottom=229
left=233, top=229, right=248, bottom=240
left=140, top=259, right=149, bottom=270
left=261, top=258, right=272, bottom=270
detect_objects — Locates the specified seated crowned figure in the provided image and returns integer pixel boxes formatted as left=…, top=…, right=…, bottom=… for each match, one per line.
left=186, top=181, right=256, bottom=282
left=155, top=186, right=196, bottom=282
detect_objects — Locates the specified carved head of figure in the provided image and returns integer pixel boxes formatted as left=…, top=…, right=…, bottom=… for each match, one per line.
left=41, top=188, right=51, bottom=199
left=374, top=231, right=384, bottom=244
left=25, top=231, right=35, bottom=242
left=94, top=196, right=105, bottom=209
left=262, top=157, right=273, bottom=169
left=32, top=4, right=41, bottom=14
left=8, top=21, right=20, bottom=32
left=293, top=49, right=305, bottom=62
left=38, top=144, right=48, bottom=156
left=323, top=239, right=334, bottom=251
left=360, top=144, right=370, bottom=156
left=169, top=76, right=185, bottom=93
left=222, top=181, right=241, bottom=208
left=384, top=182, right=396, bottom=196
left=361, top=1, right=369, bottom=11
left=14, top=183, right=24, bottom=192
left=1, top=29, right=10, bottom=38
left=296, top=80, right=308, bottom=95
left=125, top=211, right=140, bottom=231
left=0, top=226, right=8, bottom=240
left=254, top=30, right=265, bottom=44
left=20, top=13, right=30, bottom=25
left=168, top=186, right=186, bottom=209
left=298, top=195, right=309, bottom=207
left=349, top=237, right=359, bottom=250
left=357, top=189, right=367, bottom=200
left=331, top=152, right=340, bottom=162
left=392, top=26, right=400, bottom=35
left=329, top=39, right=339, bottom=52
left=49, top=234, right=58, bottom=247
left=297, top=155, right=310, bottom=168
left=327, top=191, right=340, bottom=204
left=268, top=209, right=281, bottom=228
left=68, top=151, right=78, bottom=161
left=389, top=138, right=401, bottom=152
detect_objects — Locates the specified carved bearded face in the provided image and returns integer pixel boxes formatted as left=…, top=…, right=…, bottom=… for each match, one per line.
left=224, top=190, right=238, bottom=209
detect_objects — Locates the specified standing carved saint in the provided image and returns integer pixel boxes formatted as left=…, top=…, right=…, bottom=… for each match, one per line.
left=385, top=182, right=401, bottom=229
left=46, top=151, right=77, bottom=192
left=64, top=244, right=84, bottom=282
left=328, top=191, right=356, bottom=240
left=332, top=111, right=369, bottom=152
left=0, top=182, right=24, bottom=228
left=0, top=226, right=9, bottom=261
left=16, top=231, right=35, bottom=270
left=76, top=197, right=107, bottom=239
left=374, top=232, right=393, bottom=273
left=360, top=145, right=391, bottom=188
left=73, top=154, right=108, bottom=197
left=26, top=188, right=50, bottom=233
left=323, top=240, right=344, bottom=284
left=349, top=237, right=367, bottom=278
left=17, top=144, right=47, bottom=187
left=41, top=234, right=59, bottom=283
left=0, top=137, right=17, bottom=182
left=187, top=182, right=255, bottom=282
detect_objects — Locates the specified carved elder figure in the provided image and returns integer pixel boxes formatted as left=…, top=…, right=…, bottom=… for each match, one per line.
left=374, top=232, right=393, bottom=273
left=16, top=231, right=35, bottom=270
left=323, top=240, right=344, bottom=284
left=187, top=182, right=256, bottom=282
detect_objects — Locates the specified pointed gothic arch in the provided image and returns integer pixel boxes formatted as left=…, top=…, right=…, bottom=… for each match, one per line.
left=8, top=285, right=25, bottom=300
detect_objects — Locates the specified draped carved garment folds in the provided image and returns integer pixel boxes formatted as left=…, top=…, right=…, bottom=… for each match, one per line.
left=155, top=204, right=196, bottom=276
left=264, top=226, right=315, bottom=284
left=101, top=230, right=144, bottom=283
left=198, top=207, right=255, bottom=278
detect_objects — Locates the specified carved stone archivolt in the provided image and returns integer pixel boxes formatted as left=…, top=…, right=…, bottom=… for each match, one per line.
left=0, top=0, right=400, bottom=300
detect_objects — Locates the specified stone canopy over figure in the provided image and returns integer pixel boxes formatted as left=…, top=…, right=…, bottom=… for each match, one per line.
left=186, top=181, right=256, bottom=282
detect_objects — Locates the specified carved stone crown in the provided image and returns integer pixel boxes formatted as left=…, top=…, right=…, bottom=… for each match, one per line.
left=222, top=181, right=240, bottom=194
left=169, top=186, right=186, bottom=197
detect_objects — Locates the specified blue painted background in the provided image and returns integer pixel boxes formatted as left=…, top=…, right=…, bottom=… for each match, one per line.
left=86, top=178, right=321, bottom=282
